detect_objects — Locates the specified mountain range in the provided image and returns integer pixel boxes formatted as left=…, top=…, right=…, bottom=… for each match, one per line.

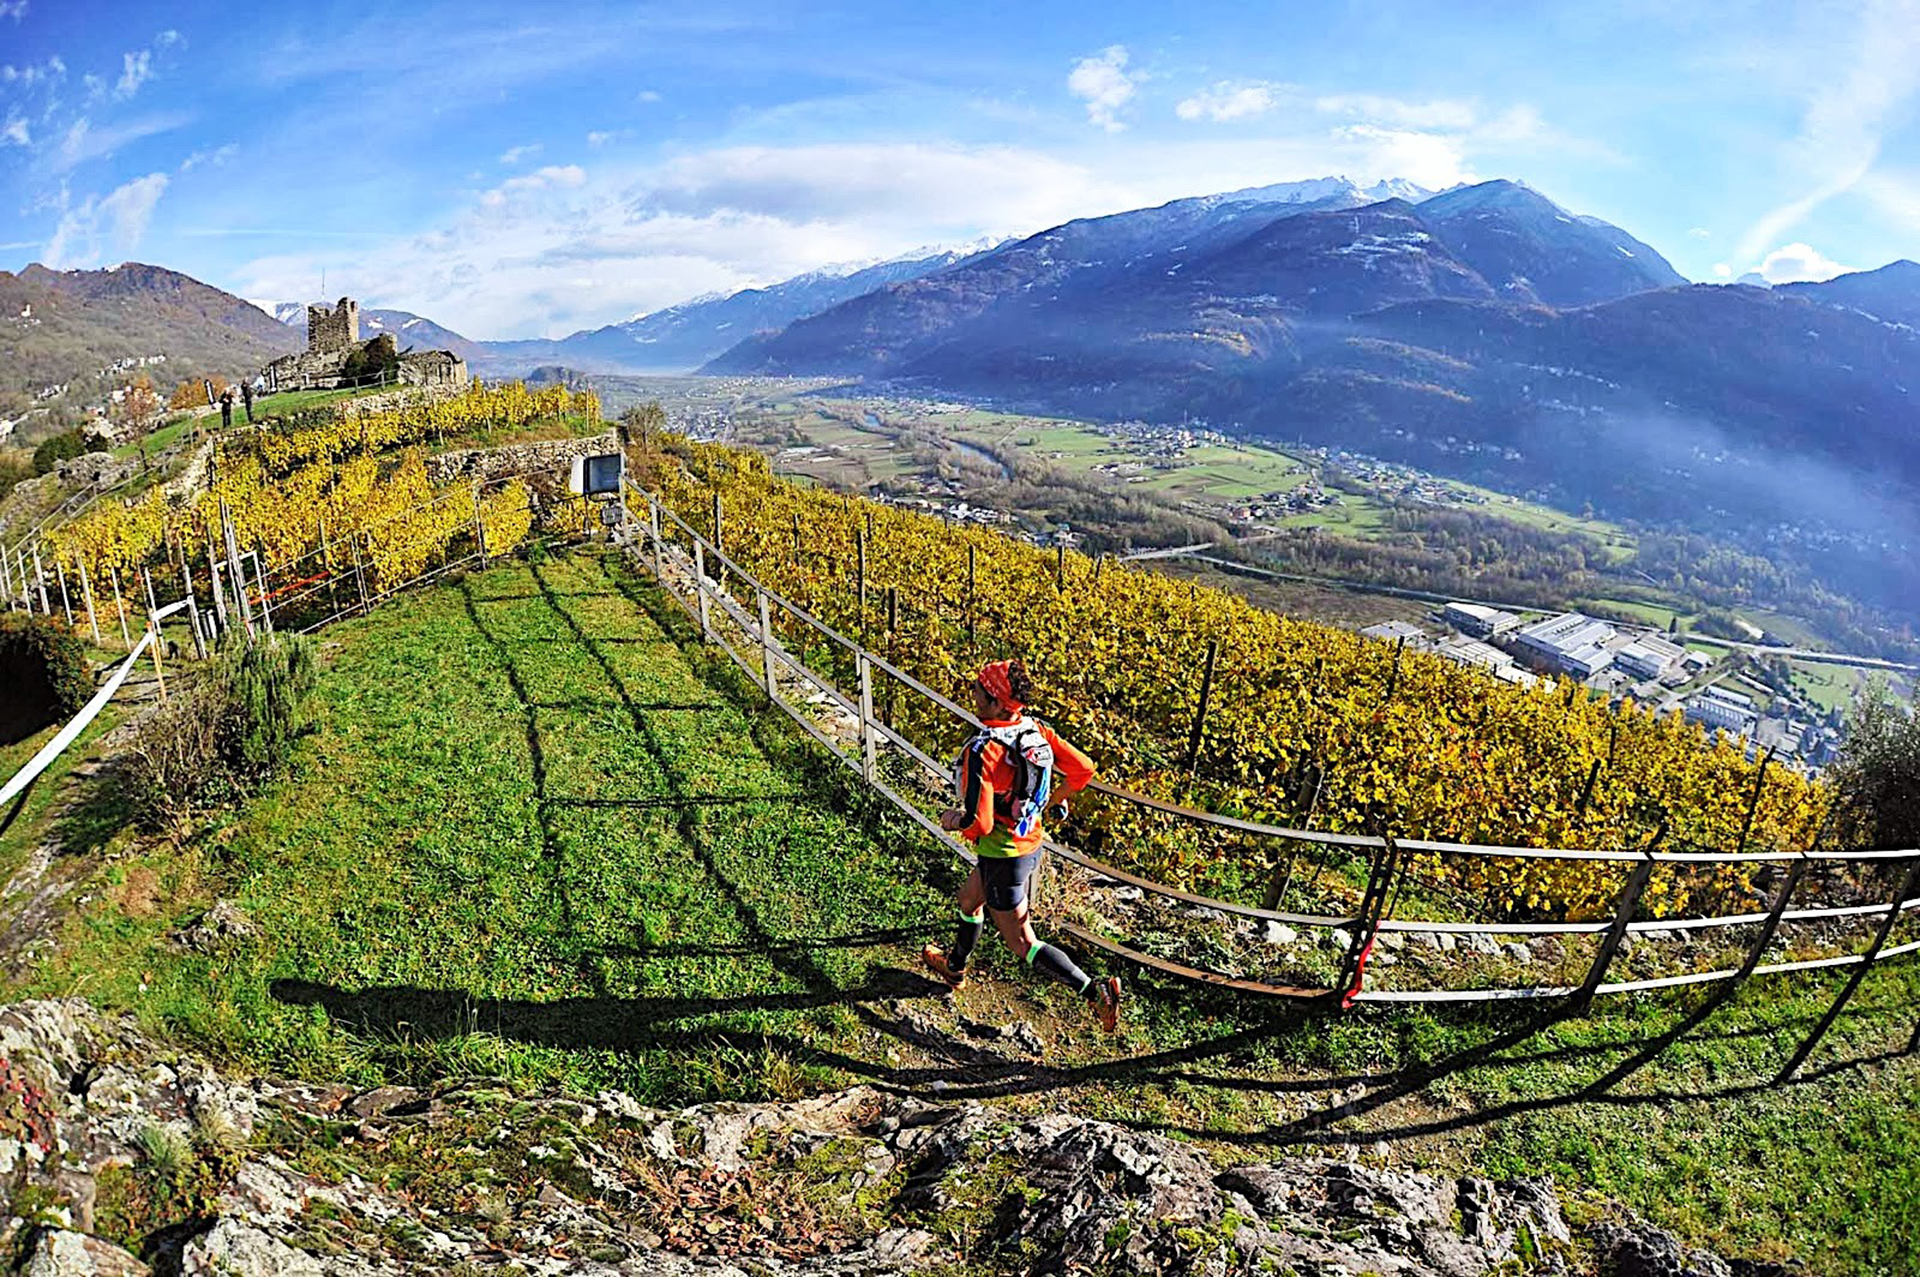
left=6, top=174, right=1918, bottom=620
left=258, top=243, right=1000, bottom=377
left=693, top=179, right=1919, bottom=615
left=0, top=262, right=298, bottom=421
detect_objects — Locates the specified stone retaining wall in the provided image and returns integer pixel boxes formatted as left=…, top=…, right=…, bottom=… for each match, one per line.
left=425, top=428, right=619, bottom=483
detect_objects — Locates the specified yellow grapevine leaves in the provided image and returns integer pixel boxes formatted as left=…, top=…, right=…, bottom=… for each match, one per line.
left=642, top=435, right=1822, bottom=921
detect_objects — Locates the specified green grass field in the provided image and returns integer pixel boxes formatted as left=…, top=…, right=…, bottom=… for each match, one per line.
left=8, top=550, right=1920, bottom=1272
left=13, top=551, right=952, bottom=1099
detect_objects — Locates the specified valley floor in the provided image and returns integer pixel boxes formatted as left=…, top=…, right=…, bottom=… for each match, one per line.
left=4, top=549, right=1918, bottom=1273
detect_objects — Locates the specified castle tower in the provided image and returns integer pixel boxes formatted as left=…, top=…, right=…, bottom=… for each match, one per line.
left=306, top=297, right=360, bottom=355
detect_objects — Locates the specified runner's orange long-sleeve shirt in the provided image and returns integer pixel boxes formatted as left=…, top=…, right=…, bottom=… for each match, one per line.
left=954, top=717, right=1097, bottom=856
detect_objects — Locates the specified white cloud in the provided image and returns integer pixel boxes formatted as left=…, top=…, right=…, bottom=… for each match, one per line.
left=0, top=1, right=29, bottom=19
left=586, top=130, right=618, bottom=147
left=53, top=110, right=193, bottom=171
left=479, top=163, right=586, bottom=206
left=1314, top=93, right=1477, bottom=131
left=1689, top=226, right=1712, bottom=238
left=1734, top=0, right=1920, bottom=265
left=1, top=54, right=64, bottom=85
left=43, top=171, right=169, bottom=268
left=102, top=31, right=183, bottom=101
left=232, top=143, right=1138, bottom=339
left=1747, top=242, right=1855, bottom=283
left=1067, top=45, right=1136, bottom=132
left=500, top=143, right=542, bottom=165
left=116, top=50, right=152, bottom=99
left=179, top=142, right=237, bottom=171
left=2, top=114, right=28, bottom=147
left=636, top=89, right=662, bottom=104
left=1330, top=125, right=1476, bottom=190
left=1176, top=81, right=1282, bottom=123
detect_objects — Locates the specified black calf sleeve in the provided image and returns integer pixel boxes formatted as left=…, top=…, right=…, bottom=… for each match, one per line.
left=950, top=909, right=984, bottom=971
left=1024, top=939, right=1094, bottom=996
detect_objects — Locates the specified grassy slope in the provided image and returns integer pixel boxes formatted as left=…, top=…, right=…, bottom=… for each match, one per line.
left=8, top=548, right=1919, bottom=1273
left=17, top=549, right=949, bottom=1098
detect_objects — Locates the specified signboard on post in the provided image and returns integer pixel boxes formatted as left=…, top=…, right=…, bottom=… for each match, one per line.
left=570, top=452, right=624, bottom=497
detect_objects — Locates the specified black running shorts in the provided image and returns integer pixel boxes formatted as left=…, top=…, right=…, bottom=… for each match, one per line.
left=979, top=849, right=1041, bottom=913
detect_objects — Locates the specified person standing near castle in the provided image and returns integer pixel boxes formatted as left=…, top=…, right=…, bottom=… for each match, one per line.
left=218, top=386, right=234, bottom=429
left=240, top=379, right=254, bottom=424
left=922, top=659, right=1121, bottom=1032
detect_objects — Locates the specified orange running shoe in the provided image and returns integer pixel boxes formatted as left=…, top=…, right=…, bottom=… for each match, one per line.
left=921, top=944, right=967, bottom=991
left=1091, top=976, right=1122, bottom=1034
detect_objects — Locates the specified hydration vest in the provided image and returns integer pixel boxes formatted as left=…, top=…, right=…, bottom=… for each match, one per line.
left=955, top=717, right=1056, bottom=838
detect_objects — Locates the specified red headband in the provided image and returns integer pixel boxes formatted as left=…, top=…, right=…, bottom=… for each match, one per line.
left=977, top=661, right=1024, bottom=711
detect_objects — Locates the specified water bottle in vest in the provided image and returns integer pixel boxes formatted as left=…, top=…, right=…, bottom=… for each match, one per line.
left=956, top=718, right=1055, bottom=838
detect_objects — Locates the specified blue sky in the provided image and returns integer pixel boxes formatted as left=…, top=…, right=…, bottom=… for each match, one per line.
left=1, top=0, right=1916, bottom=339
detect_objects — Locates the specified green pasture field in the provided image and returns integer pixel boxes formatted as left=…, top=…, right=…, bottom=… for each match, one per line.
left=1791, top=663, right=1860, bottom=716
left=9, top=549, right=1919, bottom=1273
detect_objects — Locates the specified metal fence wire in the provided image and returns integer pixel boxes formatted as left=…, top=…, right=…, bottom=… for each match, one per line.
left=617, top=478, right=1920, bottom=1043
left=6, top=459, right=1914, bottom=1067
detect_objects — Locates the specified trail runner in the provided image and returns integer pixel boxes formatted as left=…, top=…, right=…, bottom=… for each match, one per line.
left=922, top=659, right=1122, bottom=1033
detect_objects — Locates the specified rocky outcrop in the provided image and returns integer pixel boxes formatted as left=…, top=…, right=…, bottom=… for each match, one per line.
left=0, top=999, right=1787, bottom=1275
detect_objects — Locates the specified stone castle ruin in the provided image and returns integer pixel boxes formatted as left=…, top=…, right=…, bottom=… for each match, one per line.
left=264, top=296, right=468, bottom=392
left=307, top=297, right=361, bottom=354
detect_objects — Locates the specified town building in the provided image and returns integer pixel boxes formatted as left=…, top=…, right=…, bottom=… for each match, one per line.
left=1683, top=685, right=1758, bottom=736
left=1614, top=634, right=1688, bottom=682
left=1442, top=601, right=1520, bottom=638
left=1361, top=620, right=1430, bottom=648
left=1437, top=636, right=1511, bottom=672
left=1514, top=611, right=1618, bottom=678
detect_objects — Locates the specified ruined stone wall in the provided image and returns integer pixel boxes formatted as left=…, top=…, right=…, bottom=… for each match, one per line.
left=306, top=297, right=360, bottom=354
left=398, top=350, right=470, bottom=389
left=425, top=428, right=618, bottom=483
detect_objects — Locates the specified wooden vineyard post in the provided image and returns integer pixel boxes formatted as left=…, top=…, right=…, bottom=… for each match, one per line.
left=1734, top=747, right=1775, bottom=857
left=108, top=567, right=132, bottom=649
left=757, top=588, right=778, bottom=705
left=1778, top=854, right=1920, bottom=1083
left=31, top=547, right=49, bottom=614
left=1570, top=821, right=1665, bottom=1012
left=1056, top=542, right=1065, bottom=590
left=712, top=492, right=723, bottom=557
left=1384, top=635, right=1405, bottom=704
left=205, top=538, right=228, bottom=636
left=472, top=481, right=490, bottom=569
left=54, top=559, right=73, bottom=628
left=220, top=500, right=255, bottom=642
left=319, top=519, right=339, bottom=620
left=1574, top=758, right=1602, bottom=825
left=177, top=542, right=206, bottom=661
left=141, top=569, right=167, bottom=702
left=1184, top=639, right=1220, bottom=774
left=966, top=542, right=977, bottom=651
left=649, top=497, right=664, bottom=580
left=884, top=586, right=898, bottom=727
left=857, top=652, right=878, bottom=785
left=856, top=527, right=868, bottom=638
left=251, top=549, right=274, bottom=636
left=693, top=542, right=713, bottom=642
left=349, top=533, right=371, bottom=615
left=77, top=559, right=101, bottom=645
left=792, top=511, right=803, bottom=559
